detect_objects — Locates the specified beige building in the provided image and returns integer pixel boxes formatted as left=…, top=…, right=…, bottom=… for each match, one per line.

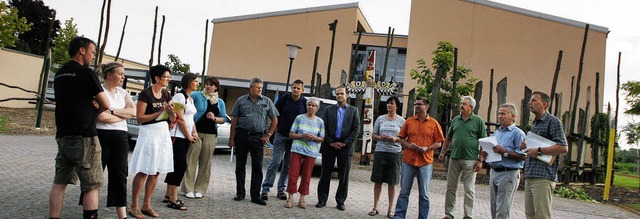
left=207, top=1, right=607, bottom=128
left=206, top=1, right=608, bottom=170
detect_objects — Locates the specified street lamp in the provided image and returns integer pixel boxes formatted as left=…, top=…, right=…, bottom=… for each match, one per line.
left=285, top=43, right=302, bottom=93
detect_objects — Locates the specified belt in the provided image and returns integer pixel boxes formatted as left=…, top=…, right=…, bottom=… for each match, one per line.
left=491, top=167, right=519, bottom=172
left=238, top=128, right=267, bottom=136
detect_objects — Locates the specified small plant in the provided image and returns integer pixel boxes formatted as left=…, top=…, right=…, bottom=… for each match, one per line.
left=554, top=186, right=595, bottom=202
left=0, top=115, right=7, bottom=132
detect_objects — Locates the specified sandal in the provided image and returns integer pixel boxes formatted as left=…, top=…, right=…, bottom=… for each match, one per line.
left=387, top=211, right=395, bottom=218
left=167, top=201, right=188, bottom=210
left=368, top=209, right=379, bottom=216
left=162, top=196, right=185, bottom=205
left=140, top=208, right=159, bottom=218
left=298, top=200, right=306, bottom=209
left=162, top=195, right=170, bottom=203
left=284, top=200, right=293, bottom=208
left=127, top=208, right=144, bottom=219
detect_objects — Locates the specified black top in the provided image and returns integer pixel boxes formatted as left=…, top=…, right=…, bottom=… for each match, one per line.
left=54, top=61, right=104, bottom=137
left=195, top=101, right=220, bottom=135
left=138, top=87, right=172, bottom=125
left=275, top=93, right=307, bottom=136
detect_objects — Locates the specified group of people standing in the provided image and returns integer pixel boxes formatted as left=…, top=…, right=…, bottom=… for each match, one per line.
left=48, top=36, right=568, bottom=219
left=366, top=93, right=567, bottom=219
left=49, top=37, right=228, bottom=219
left=229, top=78, right=361, bottom=212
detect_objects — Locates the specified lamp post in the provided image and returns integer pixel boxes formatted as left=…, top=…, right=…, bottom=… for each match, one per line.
left=285, top=43, right=302, bottom=93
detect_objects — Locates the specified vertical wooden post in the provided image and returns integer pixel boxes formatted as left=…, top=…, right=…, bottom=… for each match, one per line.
left=549, top=50, right=563, bottom=112
left=97, top=0, right=112, bottom=65
left=146, top=6, right=159, bottom=88
left=94, top=0, right=107, bottom=68
left=487, top=69, right=494, bottom=124
left=201, top=19, right=209, bottom=82
left=157, top=15, right=165, bottom=65
left=570, top=24, right=590, bottom=134
left=450, top=48, right=459, bottom=119
left=310, top=46, right=319, bottom=95
left=35, top=11, right=56, bottom=128
left=326, top=19, right=338, bottom=85
left=348, top=32, right=362, bottom=82
left=114, top=15, right=128, bottom=61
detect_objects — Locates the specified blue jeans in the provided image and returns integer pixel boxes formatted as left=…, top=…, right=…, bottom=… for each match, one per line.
left=261, top=132, right=291, bottom=194
left=394, top=162, right=432, bottom=219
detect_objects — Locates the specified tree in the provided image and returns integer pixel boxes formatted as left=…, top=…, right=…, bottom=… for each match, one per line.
left=8, top=0, right=60, bottom=55
left=50, top=18, right=78, bottom=71
left=622, top=81, right=640, bottom=116
left=409, top=41, right=477, bottom=118
left=164, top=54, right=191, bottom=74
left=0, top=1, right=31, bottom=48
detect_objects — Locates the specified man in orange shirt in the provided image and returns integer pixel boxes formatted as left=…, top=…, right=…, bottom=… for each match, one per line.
left=393, top=97, right=445, bottom=219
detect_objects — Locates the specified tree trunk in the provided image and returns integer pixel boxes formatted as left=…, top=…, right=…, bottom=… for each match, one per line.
left=429, top=67, right=444, bottom=120
left=97, top=0, right=112, bottom=65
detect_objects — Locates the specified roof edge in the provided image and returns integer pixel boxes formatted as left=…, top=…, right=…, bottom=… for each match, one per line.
left=212, top=2, right=359, bottom=24
left=464, top=0, right=608, bottom=33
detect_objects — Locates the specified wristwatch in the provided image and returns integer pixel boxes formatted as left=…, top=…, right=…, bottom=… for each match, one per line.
left=109, top=108, right=114, bottom=115
left=503, top=152, right=509, bottom=158
left=537, top=147, right=542, bottom=156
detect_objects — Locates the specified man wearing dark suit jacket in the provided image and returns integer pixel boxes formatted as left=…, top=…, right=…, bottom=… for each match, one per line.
left=316, top=86, right=360, bottom=211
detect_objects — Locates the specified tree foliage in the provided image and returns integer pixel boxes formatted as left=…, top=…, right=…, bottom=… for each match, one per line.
left=0, top=1, right=31, bottom=48
left=409, top=41, right=478, bottom=116
left=622, top=81, right=640, bottom=116
left=51, top=18, right=78, bottom=71
left=7, top=0, right=60, bottom=55
left=164, top=54, right=191, bottom=74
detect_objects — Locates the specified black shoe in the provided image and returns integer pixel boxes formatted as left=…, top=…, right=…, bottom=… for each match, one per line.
left=315, top=201, right=326, bottom=208
left=337, top=204, right=345, bottom=211
left=261, top=193, right=268, bottom=200
left=277, top=193, right=287, bottom=200
left=233, top=195, right=245, bottom=201
left=251, top=199, right=268, bottom=206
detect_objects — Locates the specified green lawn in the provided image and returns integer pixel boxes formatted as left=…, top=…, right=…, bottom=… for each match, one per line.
left=614, top=173, right=640, bottom=189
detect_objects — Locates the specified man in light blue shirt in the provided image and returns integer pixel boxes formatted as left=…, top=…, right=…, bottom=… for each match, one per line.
left=481, top=103, right=527, bottom=219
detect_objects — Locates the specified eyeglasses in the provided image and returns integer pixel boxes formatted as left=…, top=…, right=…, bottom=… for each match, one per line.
left=161, top=75, right=171, bottom=79
left=414, top=103, right=425, bottom=106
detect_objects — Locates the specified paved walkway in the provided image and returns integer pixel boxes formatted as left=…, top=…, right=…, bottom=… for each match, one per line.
left=0, top=135, right=637, bottom=218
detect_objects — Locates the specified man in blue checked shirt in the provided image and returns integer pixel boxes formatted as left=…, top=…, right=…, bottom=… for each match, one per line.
left=520, top=91, right=568, bottom=219
left=481, top=103, right=527, bottom=219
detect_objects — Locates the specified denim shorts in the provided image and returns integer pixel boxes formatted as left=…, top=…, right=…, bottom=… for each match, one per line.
left=53, top=135, right=104, bottom=192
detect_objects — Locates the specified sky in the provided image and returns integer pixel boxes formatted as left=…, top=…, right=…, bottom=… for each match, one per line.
left=40, top=0, right=639, bottom=149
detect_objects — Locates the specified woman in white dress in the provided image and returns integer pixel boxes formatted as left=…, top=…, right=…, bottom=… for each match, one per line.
left=128, top=65, right=175, bottom=218
left=95, top=62, right=135, bottom=219
left=164, top=73, right=199, bottom=211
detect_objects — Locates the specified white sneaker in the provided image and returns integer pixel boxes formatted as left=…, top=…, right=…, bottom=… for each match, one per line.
left=195, top=192, right=203, bottom=198
left=185, top=192, right=195, bottom=199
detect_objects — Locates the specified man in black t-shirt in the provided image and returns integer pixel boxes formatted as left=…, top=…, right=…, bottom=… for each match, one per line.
left=49, top=37, right=110, bottom=219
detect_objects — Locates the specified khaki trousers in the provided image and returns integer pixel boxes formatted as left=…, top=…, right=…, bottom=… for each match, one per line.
left=524, top=178, right=555, bottom=219
left=444, top=158, right=477, bottom=219
left=182, top=133, right=217, bottom=194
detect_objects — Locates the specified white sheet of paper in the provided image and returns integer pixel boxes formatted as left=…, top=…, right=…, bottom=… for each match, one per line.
left=230, top=147, right=234, bottom=163
left=524, top=131, right=554, bottom=163
left=479, top=136, right=501, bottom=163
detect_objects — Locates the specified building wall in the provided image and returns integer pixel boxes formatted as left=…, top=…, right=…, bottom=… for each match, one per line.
left=405, top=0, right=607, bottom=128
left=0, top=48, right=44, bottom=108
left=208, top=6, right=372, bottom=88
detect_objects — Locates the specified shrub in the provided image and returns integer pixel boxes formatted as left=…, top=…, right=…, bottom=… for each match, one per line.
left=553, top=186, right=595, bottom=202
